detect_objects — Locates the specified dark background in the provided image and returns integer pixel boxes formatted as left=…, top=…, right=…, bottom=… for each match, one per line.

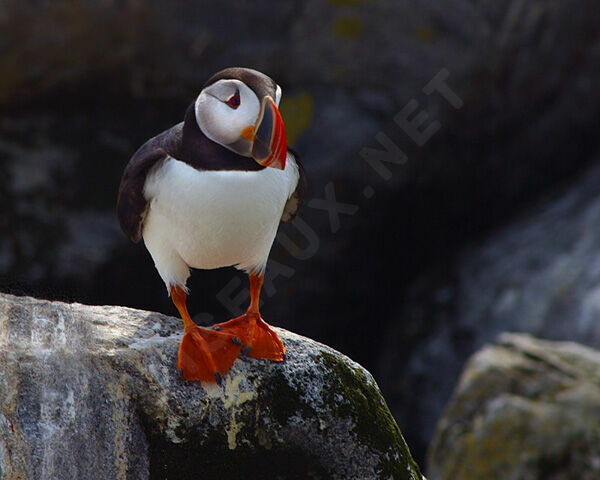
left=2, top=0, right=600, bottom=467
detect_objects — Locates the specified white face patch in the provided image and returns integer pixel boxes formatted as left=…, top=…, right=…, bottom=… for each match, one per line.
left=195, top=79, right=260, bottom=155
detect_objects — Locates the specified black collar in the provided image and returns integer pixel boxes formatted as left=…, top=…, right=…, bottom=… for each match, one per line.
left=178, top=104, right=265, bottom=172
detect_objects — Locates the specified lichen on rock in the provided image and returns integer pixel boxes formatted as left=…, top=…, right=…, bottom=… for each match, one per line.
left=427, top=333, right=600, bottom=480
left=0, top=293, right=423, bottom=479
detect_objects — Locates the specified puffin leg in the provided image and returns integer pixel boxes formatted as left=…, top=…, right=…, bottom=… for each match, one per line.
left=170, top=286, right=242, bottom=382
left=212, top=273, right=286, bottom=362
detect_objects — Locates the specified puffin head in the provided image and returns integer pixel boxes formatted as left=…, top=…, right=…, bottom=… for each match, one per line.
left=194, top=67, right=287, bottom=170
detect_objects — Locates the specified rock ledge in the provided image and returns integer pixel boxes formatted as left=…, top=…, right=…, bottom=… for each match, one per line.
left=0, top=293, right=422, bottom=480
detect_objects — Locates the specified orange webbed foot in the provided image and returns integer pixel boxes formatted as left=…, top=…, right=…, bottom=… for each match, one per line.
left=212, top=313, right=286, bottom=362
left=177, top=325, right=243, bottom=382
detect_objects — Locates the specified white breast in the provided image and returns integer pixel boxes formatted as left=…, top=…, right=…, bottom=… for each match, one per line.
left=141, top=154, right=299, bottom=289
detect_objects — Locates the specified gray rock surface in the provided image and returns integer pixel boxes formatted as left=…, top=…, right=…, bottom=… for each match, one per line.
left=456, top=162, right=600, bottom=348
left=427, top=333, right=600, bottom=480
left=0, top=293, right=423, bottom=480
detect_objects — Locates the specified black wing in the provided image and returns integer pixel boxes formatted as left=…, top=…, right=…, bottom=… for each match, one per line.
left=116, top=124, right=183, bottom=242
left=280, top=149, right=306, bottom=222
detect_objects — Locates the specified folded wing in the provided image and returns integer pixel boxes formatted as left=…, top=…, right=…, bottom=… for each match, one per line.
left=117, top=124, right=183, bottom=242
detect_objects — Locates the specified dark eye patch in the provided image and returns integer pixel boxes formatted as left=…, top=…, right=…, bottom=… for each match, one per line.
left=226, top=89, right=241, bottom=109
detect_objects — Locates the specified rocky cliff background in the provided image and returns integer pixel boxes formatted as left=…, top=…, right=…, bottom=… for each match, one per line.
left=1, top=0, right=600, bottom=468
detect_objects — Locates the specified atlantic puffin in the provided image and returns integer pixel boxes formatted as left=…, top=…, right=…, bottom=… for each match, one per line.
left=117, top=67, right=304, bottom=382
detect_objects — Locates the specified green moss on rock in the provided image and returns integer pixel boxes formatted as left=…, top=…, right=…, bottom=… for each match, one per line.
left=319, top=352, right=423, bottom=480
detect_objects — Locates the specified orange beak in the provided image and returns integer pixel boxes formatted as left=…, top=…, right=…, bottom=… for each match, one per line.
left=251, top=96, right=287, bottom=170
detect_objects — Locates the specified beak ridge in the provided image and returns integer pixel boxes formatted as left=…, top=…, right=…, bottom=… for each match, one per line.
left=251, top=96, right=287, bottom=170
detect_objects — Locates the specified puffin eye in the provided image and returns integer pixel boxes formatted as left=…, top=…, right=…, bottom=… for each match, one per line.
left=226, top=89, right=241, bottom=109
